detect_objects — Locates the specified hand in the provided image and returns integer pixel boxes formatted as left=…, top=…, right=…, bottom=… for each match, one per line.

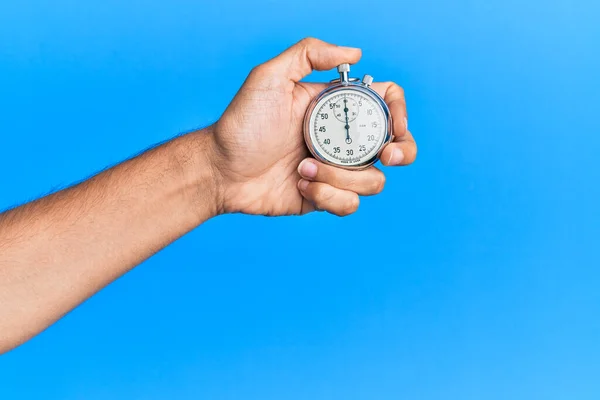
left=209, top=38, right=417, bottom=217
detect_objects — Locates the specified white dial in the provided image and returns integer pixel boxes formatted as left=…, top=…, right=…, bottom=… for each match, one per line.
left=308, top=89, right=386, bottom=167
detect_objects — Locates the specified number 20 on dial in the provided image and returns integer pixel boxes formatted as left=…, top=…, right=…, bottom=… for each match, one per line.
left=303, top=63, right=393, bottom=170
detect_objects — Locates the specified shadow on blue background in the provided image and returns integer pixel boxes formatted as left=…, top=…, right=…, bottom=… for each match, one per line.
left=0, top=0, right=599, bottom=399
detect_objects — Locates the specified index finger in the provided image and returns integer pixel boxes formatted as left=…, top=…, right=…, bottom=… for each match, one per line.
left=258, top=38, right=362, bottom=83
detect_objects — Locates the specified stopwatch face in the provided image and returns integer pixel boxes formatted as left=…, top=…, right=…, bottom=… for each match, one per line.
left=307, top=89, right=388, bottom=168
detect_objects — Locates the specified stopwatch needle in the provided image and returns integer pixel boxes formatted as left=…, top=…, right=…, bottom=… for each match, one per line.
left=343, top=98, right=351, bottom=143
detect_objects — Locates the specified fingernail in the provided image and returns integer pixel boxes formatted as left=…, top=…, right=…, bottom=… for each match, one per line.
left=388, top=148, right=405, bottom=165
left=298, top=179, right=310, bottom=191
left=404, top=117, right=408, bottom=131
left=299, top=159, right=318, bottom=179
left=339, top=46, right=361, bottom=51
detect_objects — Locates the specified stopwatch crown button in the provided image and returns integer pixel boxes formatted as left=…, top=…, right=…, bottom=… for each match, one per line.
left=337, top=64, right=351, bottom=84
left=337, top=63, right=350, bottom=73
left=362, top=74, right=374, bottom=87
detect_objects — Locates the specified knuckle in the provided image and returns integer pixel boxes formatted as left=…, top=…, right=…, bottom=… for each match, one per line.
left=372, top=173, right=386, bottom=194
left=392, top=81, right=405, bottom=93
left=323, top=188, right=337, bottom=204
left=341, top=195, right=359, bottom=216
left=396, top=84, right=405, bottom=98
left=299, top=37, right=319, bottom=48
left=248, top=64, right=281, bottom=87
left=385, top=81, right=405, bottom=98
left=382, top=81, right=394, bottom=90
left=248, top=65, right=266, bottom=79
left=344, top=175, right=359, bottom=189
left=406, top=143, right=418, bottom=164
left=314, top=185, right=335, bottom=204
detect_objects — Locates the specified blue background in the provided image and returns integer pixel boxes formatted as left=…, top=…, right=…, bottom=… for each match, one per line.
left=1, top=0, right=599, bottom=398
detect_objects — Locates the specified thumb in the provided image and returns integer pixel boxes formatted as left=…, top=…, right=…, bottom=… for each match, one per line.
left=259, top=37, right=362, bottom=82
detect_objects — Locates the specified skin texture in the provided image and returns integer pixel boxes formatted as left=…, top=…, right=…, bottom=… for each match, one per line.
left=0, top=38, right=416, bottom=354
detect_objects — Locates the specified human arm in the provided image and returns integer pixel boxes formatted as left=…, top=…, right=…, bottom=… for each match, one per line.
left=0, top=132, right=219, bottom=353
left=0, top=38, right=416, bottom=354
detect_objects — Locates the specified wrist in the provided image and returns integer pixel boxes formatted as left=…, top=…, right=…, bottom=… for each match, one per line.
left=172, top=126, right=225, bottom=222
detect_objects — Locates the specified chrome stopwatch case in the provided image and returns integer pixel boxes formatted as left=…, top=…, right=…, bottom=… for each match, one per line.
left=303, top=63, right=393, bottom=170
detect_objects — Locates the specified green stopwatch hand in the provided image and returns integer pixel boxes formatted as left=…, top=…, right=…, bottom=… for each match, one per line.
left=343, top=98, right=351, bottom=144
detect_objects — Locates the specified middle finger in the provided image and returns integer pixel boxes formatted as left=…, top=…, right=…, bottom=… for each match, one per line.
left=297, top=158, right=385, bottom=196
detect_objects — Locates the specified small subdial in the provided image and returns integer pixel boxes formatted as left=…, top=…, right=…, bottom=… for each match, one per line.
left=333, top=97, right=360, bottom=122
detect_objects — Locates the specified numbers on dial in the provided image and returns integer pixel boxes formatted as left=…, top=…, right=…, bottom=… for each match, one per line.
left=333, top=97, right=359, bottom=122
left=311, top=90, right=385, bottom=165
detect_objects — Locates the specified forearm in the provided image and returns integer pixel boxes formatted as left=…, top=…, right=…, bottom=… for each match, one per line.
left=0, top=128, right=219, bottom=353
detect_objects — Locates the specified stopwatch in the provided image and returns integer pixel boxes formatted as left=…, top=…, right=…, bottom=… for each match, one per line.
left=303, top=63, right=393, bottom=170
